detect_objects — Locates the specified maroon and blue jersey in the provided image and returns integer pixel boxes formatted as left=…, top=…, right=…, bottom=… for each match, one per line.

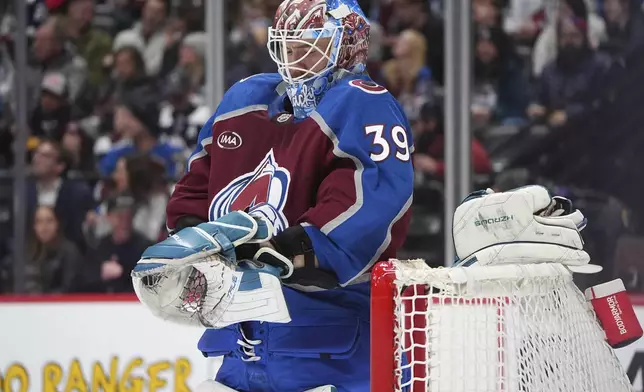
left=165, top=72, right=414, bottom=392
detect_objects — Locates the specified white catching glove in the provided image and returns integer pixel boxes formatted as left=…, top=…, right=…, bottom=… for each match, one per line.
left=131, top=211, right=291, bottom=328
left=452, top=185, right=601, bottom=274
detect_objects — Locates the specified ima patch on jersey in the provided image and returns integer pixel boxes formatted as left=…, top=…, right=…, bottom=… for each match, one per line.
left=217, top=131, right=243, bottom=150
left=209, top=149, right=291, bottom=234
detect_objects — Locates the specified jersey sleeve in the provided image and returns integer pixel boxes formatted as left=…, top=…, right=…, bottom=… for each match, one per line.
left=165, top=115, right=215, bottom=231
left=299, top=88, right=414, bottom=286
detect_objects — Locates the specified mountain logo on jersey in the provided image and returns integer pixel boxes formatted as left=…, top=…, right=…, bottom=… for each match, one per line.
left=209, top=149, right=291, bottom=234
left=217, top=131, right=243, bottom=150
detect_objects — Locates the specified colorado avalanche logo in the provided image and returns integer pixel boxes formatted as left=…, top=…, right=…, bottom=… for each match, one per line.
left=209, top=149, right=291, bottom=234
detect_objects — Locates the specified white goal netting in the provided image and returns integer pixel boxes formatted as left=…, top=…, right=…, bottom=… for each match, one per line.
left=386, top=260, right=633, bottom=392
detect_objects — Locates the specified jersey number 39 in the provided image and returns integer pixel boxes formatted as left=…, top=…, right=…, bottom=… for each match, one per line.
left=364, top=125, right=410, bottom=163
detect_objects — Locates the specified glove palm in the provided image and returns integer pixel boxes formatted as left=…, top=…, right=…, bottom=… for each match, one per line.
left=131, top=211, right=291, bottom=327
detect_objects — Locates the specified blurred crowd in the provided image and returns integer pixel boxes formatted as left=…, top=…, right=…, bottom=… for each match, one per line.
left=1, top=0, right=644, bottom=294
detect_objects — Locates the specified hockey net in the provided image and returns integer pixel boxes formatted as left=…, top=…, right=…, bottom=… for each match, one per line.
left=370, top=259, right=633, bottom=392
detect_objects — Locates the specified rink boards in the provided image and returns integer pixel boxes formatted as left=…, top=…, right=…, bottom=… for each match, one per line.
left=0, top=295, right=213, bottom=391
left=0, top=294, right=643, bottom=391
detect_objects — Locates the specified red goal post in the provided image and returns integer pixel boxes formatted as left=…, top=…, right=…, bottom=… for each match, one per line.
left=370, top=259, right=633, bottom=392
left=371, top=260, right=427, bottom=392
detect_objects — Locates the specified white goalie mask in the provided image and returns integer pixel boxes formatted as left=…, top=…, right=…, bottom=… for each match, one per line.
left=267, top=0, right=370, bottom=119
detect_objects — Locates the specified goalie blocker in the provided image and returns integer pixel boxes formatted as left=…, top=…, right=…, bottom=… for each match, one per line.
left=451, top=186, right=602, bottom=274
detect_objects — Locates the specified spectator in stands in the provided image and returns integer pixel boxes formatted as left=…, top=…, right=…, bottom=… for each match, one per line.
left=527, top=16, right=611, bottom=128
left=412, top=102, right=493, bottom=181
left=98, top=90, right=184, bottom=180
left=27, top=140, right=94, bottom=250
left=159, top=68, right=210, bottom=151
left=472, top=25, right=529, bottom=127
left=60, top=122, right=95, bottom=175
left=473, top=0, right=503, bottom=28
left=381, top=29, right=434, bottom=121
left=112, top=45, right=149, bottom=92
left=126, top=154, right=169, bottom=242
left=502, top=0, right=546, bottom=43
left=600, top=0, right=644, bottom=60
left=156, top=14, right=188, bottom=78
left=227, top=0, right=275, bottom=81
left=86, top=154, right=168, bottom=244
left=59, top=0, right=113, bottom=88
left=380, top=0, right=445, bottom=84
left=108, top=0, right=139, bottom=35
left=113, top=0, right=169, bottom=77
left=532, top=0, right=607, bottom=77
left=29, top=72, right=72, bottom=142
left=174, top=32, right=207, bottom=94
left=21, top=205, right=81, bottom=294
left=224, top=38, right=263, bottom=90
left=28, top=16, right=89, bottom=111
left=83, top=156, right=129, bottom=246
left=109, top=156, right=130, bottom=196
left=79, top=192, right=152, bottom=293
left=95, top=44, right=153, bottom=129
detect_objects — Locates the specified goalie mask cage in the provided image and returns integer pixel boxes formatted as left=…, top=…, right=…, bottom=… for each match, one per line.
left=370, top=259, right=633, bottom=392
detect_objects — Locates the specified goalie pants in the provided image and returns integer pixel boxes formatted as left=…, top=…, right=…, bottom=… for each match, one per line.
left=198, top=284, right=372, bottom=392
